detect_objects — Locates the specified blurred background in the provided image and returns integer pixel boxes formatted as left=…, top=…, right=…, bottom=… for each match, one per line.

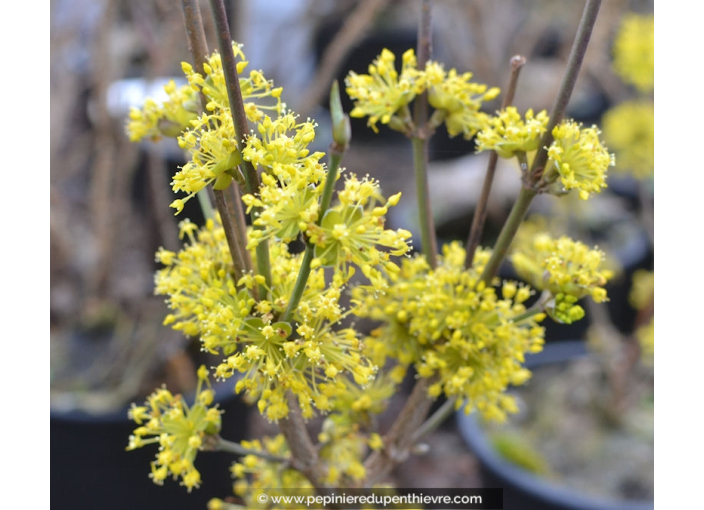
left=50, top=1, right=654, bottom=509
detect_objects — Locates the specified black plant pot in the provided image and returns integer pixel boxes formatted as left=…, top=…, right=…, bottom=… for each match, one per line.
left=456, top=341, right=653, bottom=510
left=51, top=378, right=249, bottom=510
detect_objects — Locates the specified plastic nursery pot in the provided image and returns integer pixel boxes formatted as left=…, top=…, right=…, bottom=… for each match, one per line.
left=456, top=341, right=653, bottom=510
left=51, top=378, right=249, bottom=510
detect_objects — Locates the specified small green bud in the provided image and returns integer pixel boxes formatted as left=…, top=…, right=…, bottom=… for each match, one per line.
left=330, top=81, right=351, bottom=149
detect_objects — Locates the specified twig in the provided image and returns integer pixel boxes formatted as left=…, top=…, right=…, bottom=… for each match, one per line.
left=412, top=0, right=437, bottom=269
left=529, top=0, right=603, bottom=177
left=180, top=0, right=251, bottom=281
left=362, top=0, right=438, bottom=487
left=208, top=0, right=272, bottom=293
left=278, top=393, right=325, bottom=488
left=465, top=55, right=526, bottom=269
left=411, top=396, right=456, bottom=444
left=364, top=377, right=436, bottom=485
left=297, top=0, right=390, bottom=118
left=210, top=436, right=289, bottom=464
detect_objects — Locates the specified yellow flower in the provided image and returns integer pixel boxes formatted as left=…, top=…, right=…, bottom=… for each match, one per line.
left=511, top=233, right=613, bottom=324
left=476, top=107, right=549, bottom=158
left=425, top=62, right=500, bottom=139
left=613, top=14, right=654, bottom=93
left=181, top=43, right=283, bottom=120
left=126, top=80, right=199, bottom=142
left=126, top=366, right=222, bottom=492
left=629, top=269, right=654, bottom=311
left=602, top=100, right=654, bottom=179
left=157, top=218, right=377, bottom=422
left=345, top=48, right=423, bottom=132
left=636, top=317, right=654, bottom=364
left=305, top=175, right=411, bottom=287
left=353, top=242, right=545, bottom=422
left=243, top=113, right=325, bottom=181
left=172, top=112, right=242, bottom=213
left=546, top=121, right=614, bottom=200
left=230, top=435, right=313, bottom=506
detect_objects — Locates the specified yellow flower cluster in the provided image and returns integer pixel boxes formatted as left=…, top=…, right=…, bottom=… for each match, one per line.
left=126, top=80, right=199, bottom=142
left=228, top=435, right=313, bottom=509
left=171, top=112, right=243, bottom=213
left=546, top=121, right=614, bottom=200
left=181, top=43, right=283, bottom=120
left=317, top=419, right=369, bottom=484
left=305, top=174, right=412, bottom=288
left=612, top=14, right=654, bottom=94
left=242, top=113, right=326, bottom=245
left=126, top=366, right=222, bottom=492
left=127, top=43, right=285, bottom=214
left=511, top=233, right=613, bottom=324
left=636, top=318, right=654, bottom=364
left=476, top=107, right=549, bottom=158
left=243, top=113, right=325, bottom=181
left=345, top=48, right=499, bottom=138
left=345, top=48, right=424, bottom=132
left=425, top=62, right=500, bottom=139
left=155, top=219, right=376, bottom=421
left=630, top=269, right=654, bottom=311
left=353, top=242, right=545, bottom=422
left=602, top=100, right=654, bottom=179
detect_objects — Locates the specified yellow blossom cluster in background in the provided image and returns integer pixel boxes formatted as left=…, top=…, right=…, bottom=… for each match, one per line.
left=126, top=80, right=199, bottom=142
left=612, top=14, right=654, bottom=94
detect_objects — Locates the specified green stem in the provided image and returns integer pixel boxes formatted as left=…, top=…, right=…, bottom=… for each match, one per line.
left=511, top=291, right=551, bottom=323
left=412, top=136, right=438, bottom=269
left=480, top=186, right=536, bottom=284
left=282, top=151, right=343, bottom=323
left=411, top=0, right=437, bottom=269
left=196, top=188, right=215, bottom=220
left=411, top=397, right=456, bottom=444
left=282, top=245, right=314, bottom=323
left=213, top=437, right=289, bottom=463
left=319, top=152, right=342, bottom=215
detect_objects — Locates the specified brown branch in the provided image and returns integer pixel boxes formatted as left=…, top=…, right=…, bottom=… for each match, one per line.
left=529, top=0, right=603, bottom=177
left=363, top=377, right=435, bottom=485
left=180, top=0, right=252, bottom=281
left=278, top=393, right=325, bottom=488
left=465, top=55, right=526, bottom=269
left=208, top=0, right=272, bottom=290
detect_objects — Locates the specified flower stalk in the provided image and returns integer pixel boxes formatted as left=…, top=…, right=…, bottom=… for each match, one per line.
left=209, top=436, right=289, bottom=464
left=282, top=82, right=348, bottom=324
